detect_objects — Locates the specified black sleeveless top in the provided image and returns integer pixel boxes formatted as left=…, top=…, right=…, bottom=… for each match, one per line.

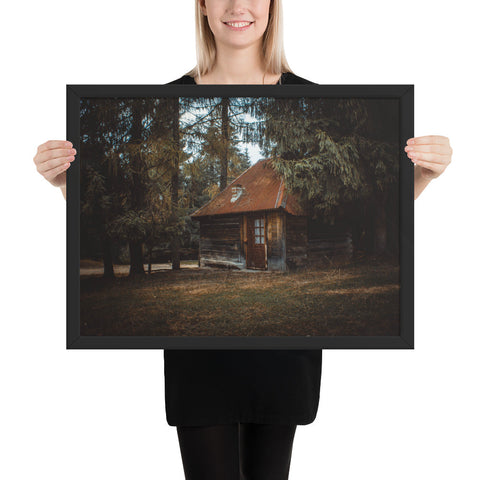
left=164, top=71, right=322, bottom=426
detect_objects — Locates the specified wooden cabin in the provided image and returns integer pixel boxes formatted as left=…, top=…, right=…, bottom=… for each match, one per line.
left=190, top=158, right=352, bottom=271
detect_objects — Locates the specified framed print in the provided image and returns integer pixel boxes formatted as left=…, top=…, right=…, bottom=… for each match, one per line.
left=67, top=84, right=414, bottom=349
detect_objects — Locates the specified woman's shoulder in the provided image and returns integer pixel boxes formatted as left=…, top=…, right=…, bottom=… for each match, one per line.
left=167, top=74, right=195, bottom=85
left=281, top=72, right=317, bottom=85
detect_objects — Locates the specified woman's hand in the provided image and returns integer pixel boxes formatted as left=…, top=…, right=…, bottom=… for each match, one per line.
left=33, top=140, right=76, bottom=199
left=405, top=135, right=452, bottom=199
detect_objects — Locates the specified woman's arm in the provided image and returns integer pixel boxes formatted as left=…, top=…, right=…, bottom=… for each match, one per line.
left=405, top=135, right=453, bottom=200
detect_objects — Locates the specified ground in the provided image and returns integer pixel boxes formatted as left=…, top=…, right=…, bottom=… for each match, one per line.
left=79, top=259, right=400, bottom=337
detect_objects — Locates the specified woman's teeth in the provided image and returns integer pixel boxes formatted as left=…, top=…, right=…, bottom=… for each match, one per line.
left=225, top=22, right=252, bottom=27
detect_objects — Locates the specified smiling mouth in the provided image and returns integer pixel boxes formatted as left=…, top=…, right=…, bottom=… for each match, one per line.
left=223, top=21, right=254, bottom=28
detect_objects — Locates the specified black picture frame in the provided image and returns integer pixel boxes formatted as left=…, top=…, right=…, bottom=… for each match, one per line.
left=67, top=84, right=414, bottom=350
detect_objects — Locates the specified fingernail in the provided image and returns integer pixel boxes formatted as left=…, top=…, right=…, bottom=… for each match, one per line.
left=407, top=138, right=415, bottom=145
left=70, top=148, right=76, bottom=154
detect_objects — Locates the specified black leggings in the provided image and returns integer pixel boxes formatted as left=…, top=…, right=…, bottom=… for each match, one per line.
left=176, top=423, right=297, bottom=480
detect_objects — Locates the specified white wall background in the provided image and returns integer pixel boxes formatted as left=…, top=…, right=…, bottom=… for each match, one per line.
left=1, top=1, right=478, bottom=479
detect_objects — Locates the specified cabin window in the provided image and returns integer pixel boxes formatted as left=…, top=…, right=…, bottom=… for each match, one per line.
left=254, top=218, right=265, bottom=244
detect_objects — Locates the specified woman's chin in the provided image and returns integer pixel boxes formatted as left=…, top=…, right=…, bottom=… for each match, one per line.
left=218, top=35, right=263, bottom=50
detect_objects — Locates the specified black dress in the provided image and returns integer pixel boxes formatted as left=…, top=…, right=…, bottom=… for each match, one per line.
left=164, top=71, right=323, bottom=427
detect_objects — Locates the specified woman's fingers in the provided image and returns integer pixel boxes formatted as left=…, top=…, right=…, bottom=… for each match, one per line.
left=43, top=162, right=70, bottom=183
left=34, top=147, right=76, bottom=166
left=37, top=139, right=73, bottom=153
left=42, top=147, right=76, bottom=161
left=406, top=135, right=450, bottom=146
left=37, top=155, right=75, bottom=174
left=404, top=135, right=452, bottom=180
left=34, top=140, right=76, bottom=188
left=405, top=151, right=450, bottom=164
left=404, top=144, right=453, bottom=155
left=411, top=159, right=443, bottom=172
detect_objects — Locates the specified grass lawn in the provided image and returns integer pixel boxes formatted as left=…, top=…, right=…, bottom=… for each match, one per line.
left=80, top=259, right=400, bottom=337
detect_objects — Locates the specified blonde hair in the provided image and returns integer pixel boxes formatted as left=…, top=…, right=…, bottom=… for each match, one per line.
left=185, top=0, right=293, bottom=79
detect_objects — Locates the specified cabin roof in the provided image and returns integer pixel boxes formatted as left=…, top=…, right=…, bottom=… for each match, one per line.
left=191, top=158, right=306, bottom=217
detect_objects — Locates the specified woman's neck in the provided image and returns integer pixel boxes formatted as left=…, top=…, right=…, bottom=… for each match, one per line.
left=194, top=43, right=281, bottom=85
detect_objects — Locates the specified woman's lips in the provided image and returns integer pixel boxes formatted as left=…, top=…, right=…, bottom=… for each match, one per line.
left=223, top=21, right=254, bottom=31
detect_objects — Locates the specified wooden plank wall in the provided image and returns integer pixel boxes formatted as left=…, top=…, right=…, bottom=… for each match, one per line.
left=198, top=215, right=245, bottom=269
left=197, top=212, right=353, bottom=271
left=307, top=218, right=353, bottom=266
left=286, top=216, right=309, bottom=269
left=285, top=215, right=353, bottom=270
left=266, top=211, right=286, bottom=271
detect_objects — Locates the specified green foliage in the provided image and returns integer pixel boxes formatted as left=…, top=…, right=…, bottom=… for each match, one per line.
left=108, top=210, right=150, bottom=242
left=258, top=97, right=399, bottom=222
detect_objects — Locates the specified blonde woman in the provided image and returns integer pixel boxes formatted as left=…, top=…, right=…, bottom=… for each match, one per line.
left=33, top=1, right=452, bottom=479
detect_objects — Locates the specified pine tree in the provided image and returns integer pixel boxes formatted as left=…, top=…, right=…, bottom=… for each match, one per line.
left=256, top=97, right=399, bottom=255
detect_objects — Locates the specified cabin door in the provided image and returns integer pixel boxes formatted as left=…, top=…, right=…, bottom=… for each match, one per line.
left=246, top=215, right=266, bottom=269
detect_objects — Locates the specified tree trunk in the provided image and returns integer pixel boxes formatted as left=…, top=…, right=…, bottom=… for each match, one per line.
left=220, top=97, right=229, bottom=190
left=128, top=241, right=145, bottom=276
left=374, top=192, right=388, bottom=255
left=128, top=102, right=146, bottom=276
left=359, top=201, right=375, bottom=255
left=102, top=236, right=114, bottom=279
left=170, top=99, right=181, bottom=270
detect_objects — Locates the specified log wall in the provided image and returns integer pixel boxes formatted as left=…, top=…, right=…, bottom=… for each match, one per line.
left=285, top=215, right=353, bottom=270
left=197, top=212, right=353, bottom=271
left=266, top=211, right=286, bottom=271
left=307, top=218, right=353, bottom=267
left=286, top=215, right=308, bottom=269
left=198, top=215, right=245, bottom=269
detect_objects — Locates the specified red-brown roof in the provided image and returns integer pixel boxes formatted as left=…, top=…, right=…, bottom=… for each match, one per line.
left=191, top=158, right=306, bottom=217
